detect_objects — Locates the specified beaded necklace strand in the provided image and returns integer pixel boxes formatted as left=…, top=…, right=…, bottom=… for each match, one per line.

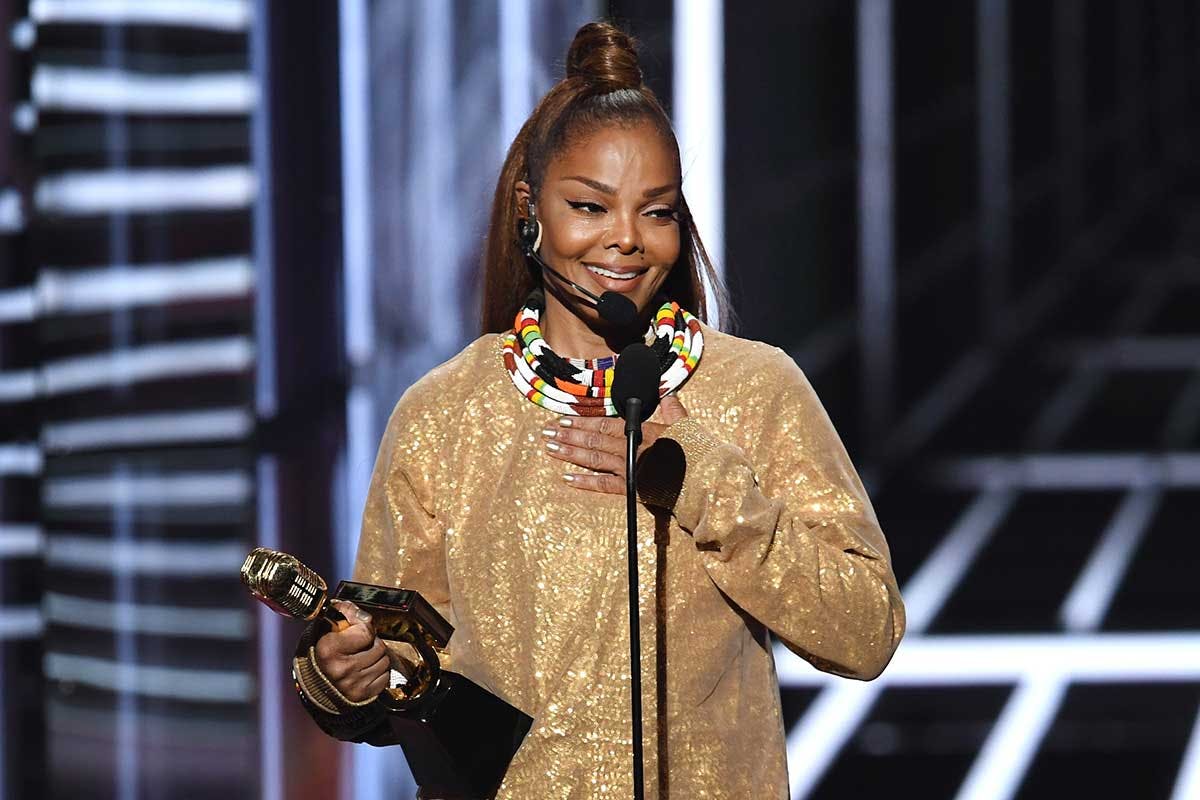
left=501, top=289, right=704, bottom=416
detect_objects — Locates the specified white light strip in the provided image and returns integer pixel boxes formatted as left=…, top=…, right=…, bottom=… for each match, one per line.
left=0, top=607, right=44, bottom=639
left=44, top=652, right=253, bottom=702
left=339, top=0, right=373, bottom=367
left=954, top=675, right=1066, bottom=800
left=0, top=444, right=42, bottom=475
left=0, top=287, right=36, bottom=323
left=32, top=66, right=255, bottom=114
left=29, top=0, right=252, bottom=30
left=0, top=524, right=44, bottom=558
left=856, top=0, right=895, bottom=453
left=42, top=407, right=253, bottom=451
left=42, top=336, right=254, bottom=396
left=1171, top=706, right=1200, bottom=800
left=44, top=592, right=250, bottom=638
left=903, top=488, right=1016, bottom=630
left=498, top=0, right=532, bottom=160
left=251, top=0, right=276, bottom=418
left=785, top=486, right=1012, bottom=798
left=673, top=0, right=725, bottom=325
left=39, top=257, right=255, bottom=314
left=0, top=258, right=254, bottom=325
left=342, top=385, right=374, bottom=578
left=777, top=632, right=1200, bottom=686
left=0, top=370, right=37, bottom=402
left=0, top=187, right=24, bottom=233
left=43, top=470, right=252, bottom=508
left=256, top=455, right=283, bottom=800
left=928, top=453, right=1200, bottom=489
left=1059, top=487, right=1161, bottom=630
left=787, top=680, right=882, bottom=800
left=35, top=165, right=256, bottom=215
left=45, top=535, right=246, bottom=575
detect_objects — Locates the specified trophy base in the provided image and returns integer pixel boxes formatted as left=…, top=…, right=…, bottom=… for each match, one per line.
left=377, top=670, right=532, bottom=799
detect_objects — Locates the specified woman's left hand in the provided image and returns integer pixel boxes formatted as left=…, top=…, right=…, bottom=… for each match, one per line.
left=542, top=394, right=688, bottom=495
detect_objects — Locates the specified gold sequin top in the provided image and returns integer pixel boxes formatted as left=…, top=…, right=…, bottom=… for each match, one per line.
left=301, top=324, right=905, bottom=799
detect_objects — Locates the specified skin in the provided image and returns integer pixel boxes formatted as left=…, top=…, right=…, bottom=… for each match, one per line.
left=316, top=120, right=693, bottom=697
left=517, top=121, right=691, bottom=494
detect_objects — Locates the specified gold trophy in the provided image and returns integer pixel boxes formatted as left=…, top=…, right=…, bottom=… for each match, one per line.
left=241, top=548, right=531, bottom=798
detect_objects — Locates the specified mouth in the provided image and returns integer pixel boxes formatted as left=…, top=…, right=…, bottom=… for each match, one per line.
left=583, top=263, right=651, bottom=292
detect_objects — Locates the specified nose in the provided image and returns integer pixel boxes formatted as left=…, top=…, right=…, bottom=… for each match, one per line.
left=605, top=210, right=643, bottom=256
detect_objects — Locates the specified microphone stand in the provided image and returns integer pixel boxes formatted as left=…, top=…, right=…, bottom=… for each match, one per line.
left=623, top=397, right=645, bottom=800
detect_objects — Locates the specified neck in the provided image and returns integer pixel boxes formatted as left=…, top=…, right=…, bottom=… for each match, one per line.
left=539, top=288, right=645, bottom=360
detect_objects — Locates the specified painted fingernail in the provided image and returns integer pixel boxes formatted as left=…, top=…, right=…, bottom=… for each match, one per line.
left=355, top=610, right=371, bottom=623
left=562, top=473, right=575, bottom=483
left=541, top=428, right=557, bottom=439
left=545, top=441, right=561, bottom=452
left=557, top=417, right=573, bottom=427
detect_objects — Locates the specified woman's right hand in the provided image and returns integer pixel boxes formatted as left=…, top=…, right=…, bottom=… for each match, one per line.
left=313, top=600, right=391, bottom=703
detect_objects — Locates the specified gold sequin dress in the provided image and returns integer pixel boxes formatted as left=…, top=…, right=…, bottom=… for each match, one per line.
left=298, top=324, right=906, bottom=799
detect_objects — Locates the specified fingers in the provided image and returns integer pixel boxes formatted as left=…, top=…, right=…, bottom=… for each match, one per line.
left=557, top=415, right=624, bottom=437
left=658, top=394, right=688, bottom=424
left=314, top=631, right=391, bottom=702
left=562, top=471, right=625, bottom=495
left=338, top=648, right=391, bottom=702
left=542, top=427, right=626, bottom=475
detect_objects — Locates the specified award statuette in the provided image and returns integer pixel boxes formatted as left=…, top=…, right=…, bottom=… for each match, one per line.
left=241, top=548, right=532, bottom=799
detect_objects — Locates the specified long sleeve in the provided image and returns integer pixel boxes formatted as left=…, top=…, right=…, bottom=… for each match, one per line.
left=294, top=393, right=453, bottom=741
left=644, top=348, right=905, bottom=680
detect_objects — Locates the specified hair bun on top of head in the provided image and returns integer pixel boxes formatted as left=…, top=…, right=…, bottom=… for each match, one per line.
left=565, top=22, right=643, bottom=92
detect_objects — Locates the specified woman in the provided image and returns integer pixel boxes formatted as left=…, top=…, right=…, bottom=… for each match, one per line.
left=294, top=21, right=905, bottom=799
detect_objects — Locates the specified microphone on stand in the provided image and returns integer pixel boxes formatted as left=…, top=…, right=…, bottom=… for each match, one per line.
left=610, top=343, right=661, bottom=800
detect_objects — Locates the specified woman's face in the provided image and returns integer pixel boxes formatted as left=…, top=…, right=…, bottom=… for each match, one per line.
left=526, top=121, right=682, bottom=322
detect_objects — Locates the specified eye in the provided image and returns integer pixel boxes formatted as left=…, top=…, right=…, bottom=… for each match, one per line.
left=646, top=207, right=680, bottom=221
left=566, top=200, right=605, bottom=214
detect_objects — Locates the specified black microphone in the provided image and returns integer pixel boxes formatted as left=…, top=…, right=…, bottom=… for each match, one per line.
left=612, top=343, right=661, bottom=436
left=524, top=248, right=639, bottom=327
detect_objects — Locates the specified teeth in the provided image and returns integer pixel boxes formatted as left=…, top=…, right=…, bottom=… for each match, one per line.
left=586, top=265, right=642, bottom=280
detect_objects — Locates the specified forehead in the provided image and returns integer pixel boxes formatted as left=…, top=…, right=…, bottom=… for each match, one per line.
left=546, top=122, right=680, bottom=191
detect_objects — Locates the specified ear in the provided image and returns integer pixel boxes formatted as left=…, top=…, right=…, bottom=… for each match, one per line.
left=514, top=180, right=533, bottom=215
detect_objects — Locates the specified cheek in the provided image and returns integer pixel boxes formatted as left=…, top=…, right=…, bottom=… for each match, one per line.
left=645, top=227, right=682, bottom=266
left=544, top=216, right=602, bottom=257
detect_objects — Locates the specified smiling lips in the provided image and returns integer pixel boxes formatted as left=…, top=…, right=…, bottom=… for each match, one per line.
left=584, top=263, right=649, bottom=281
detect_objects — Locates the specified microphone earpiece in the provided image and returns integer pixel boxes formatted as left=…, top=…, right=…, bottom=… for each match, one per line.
left=518, top=202, right=542, bottom=255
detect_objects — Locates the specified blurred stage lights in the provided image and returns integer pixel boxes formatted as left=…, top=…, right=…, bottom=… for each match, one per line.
left=9, top=18, right=35, bottom=50
left=31, top=66, right=256, bottom=115
left=0, top=188, right=23, bottom=232
left=28, top=0, right=252, bottom=31
left=10, top=102, right=37, bottom=134
left=35, top=165, right=257, bottom=215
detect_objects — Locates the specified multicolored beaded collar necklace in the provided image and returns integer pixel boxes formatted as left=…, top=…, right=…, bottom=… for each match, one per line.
left=501, top=289, right=704, bottom=416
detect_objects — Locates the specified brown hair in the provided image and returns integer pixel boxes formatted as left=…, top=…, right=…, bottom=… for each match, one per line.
left=479, top=21, right=731, bottom=334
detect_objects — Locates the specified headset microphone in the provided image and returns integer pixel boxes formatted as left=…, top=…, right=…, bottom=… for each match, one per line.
left=518, top=209, right=638, bottom=328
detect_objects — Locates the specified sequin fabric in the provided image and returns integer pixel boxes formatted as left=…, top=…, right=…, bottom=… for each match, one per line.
left=346, top=325, right=906, bottom=799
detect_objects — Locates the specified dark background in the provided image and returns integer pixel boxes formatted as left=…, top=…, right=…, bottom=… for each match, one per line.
left=1, top=1, right=1198, bottom=798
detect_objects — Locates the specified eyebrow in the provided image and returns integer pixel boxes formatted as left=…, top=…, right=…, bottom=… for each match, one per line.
left=561, top=175, right=678, bottom=199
